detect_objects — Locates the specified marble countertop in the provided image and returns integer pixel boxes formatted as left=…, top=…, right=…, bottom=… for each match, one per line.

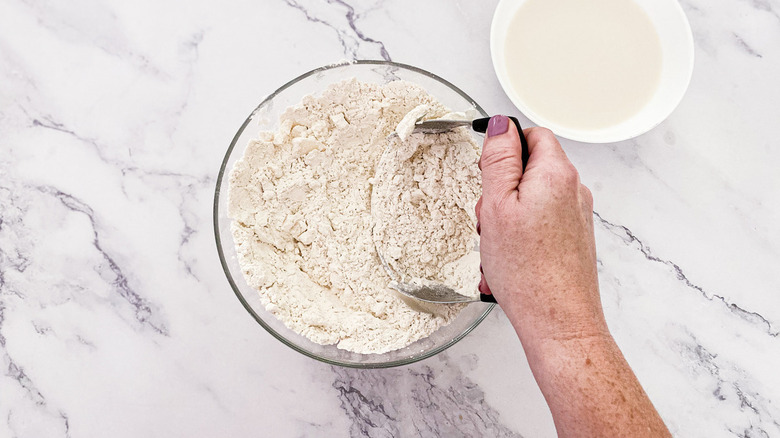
left=1, top=0, right=779, bottom=436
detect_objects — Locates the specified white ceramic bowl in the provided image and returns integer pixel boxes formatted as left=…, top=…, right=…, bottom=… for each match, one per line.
left=491, top=0, right=695, bottom=143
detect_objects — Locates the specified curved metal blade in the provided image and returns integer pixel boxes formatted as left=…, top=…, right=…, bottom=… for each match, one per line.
left=413, top=119, right=472, bottom=134
left=390, top=280, right=477, bottom=304
left=374, top=238, right=477, bottom=303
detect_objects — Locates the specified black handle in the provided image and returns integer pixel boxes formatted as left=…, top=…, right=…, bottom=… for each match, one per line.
left=472, top=116, right=530, bottom=172
left=479, top=293, right=497, bottom=303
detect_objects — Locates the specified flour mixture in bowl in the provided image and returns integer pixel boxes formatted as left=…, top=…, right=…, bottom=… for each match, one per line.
left=227, top=78, right=482, bottom=354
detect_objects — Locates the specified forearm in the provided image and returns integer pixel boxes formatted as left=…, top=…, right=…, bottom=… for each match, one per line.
left=477, top=123, right=668, bottom=436
left=521, top=330, right=670, bottom=438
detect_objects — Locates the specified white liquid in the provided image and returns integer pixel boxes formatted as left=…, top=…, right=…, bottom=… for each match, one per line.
left=504, top=0, right=663, bottom=131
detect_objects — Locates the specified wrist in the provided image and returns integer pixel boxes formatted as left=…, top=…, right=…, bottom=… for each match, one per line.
left=498, top=288, right=609, bottom=349
left=519, top=327, right=616, bottom=392
left=515, top=318, right=612, bottom=358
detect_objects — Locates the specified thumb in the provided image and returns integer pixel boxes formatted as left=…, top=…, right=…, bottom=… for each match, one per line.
left=480, top=115, right=525, bottom=199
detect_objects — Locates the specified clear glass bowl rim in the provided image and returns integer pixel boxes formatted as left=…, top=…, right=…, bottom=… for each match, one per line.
left=213, top=60, right=495, bottom=368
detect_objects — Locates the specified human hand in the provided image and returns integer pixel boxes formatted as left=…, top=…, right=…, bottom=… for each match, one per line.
left=476, top=115, right=608, bottom=347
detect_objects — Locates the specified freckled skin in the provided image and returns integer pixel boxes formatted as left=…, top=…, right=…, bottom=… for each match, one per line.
left=477, top=120, right=670, bottom=438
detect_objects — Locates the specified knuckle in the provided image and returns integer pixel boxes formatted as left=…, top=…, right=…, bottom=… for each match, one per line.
left=580, top=184, right=594, bottom=208
left=479, top=147, right=513, bottom=169
left=540, top=161, right=579, bottom=190
left=558, top=162, right=580, bottom=187
left=526, top=127, right=555, bottom=144
left=537, top=161, right=581, bottom=198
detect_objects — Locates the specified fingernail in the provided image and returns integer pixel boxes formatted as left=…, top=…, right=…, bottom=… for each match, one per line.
left=476, top=221, right=481, bottom=235
left=487, top=115, right=509, bottom=138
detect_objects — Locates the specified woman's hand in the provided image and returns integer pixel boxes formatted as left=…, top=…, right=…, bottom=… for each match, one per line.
left=476, top=116, right=607, bottom=346
left=476, top=115, right=670, bottom=437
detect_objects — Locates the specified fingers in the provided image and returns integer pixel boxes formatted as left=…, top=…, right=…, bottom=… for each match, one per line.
left=479, top=274, right=492, bottom=296
left=480, top=120, right=571, bottom=201
left=479, top=115, right=525, bottom=199
left=523, top=127, right=573, bottom=177
left=477, top=223, right=492, bottom=297
left=580, top=184, right=593, bottom=213
left=580, top=184, right=594, bottom=226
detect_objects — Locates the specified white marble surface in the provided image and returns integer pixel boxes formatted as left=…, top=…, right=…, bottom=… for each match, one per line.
left=1, top=0, right=779, bottom=436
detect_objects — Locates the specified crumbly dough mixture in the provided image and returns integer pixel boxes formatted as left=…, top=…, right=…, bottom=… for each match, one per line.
left=228, top=79, right=481, bottom=354
left=371, top=104, right=482, bottom=296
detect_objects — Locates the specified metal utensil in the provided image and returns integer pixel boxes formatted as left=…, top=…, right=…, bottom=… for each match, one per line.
left=415, top=116, right=529, bottom=170
left=375, top=115, right=529, bottom=304
left=375, top=240, right=491, bottom=304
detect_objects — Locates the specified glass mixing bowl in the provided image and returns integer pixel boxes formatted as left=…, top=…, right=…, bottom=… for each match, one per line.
left=213, top=61, right=494, bottom=368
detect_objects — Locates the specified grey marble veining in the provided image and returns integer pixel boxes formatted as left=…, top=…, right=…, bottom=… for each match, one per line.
left=1, top=0, right=780, bottom=436
left=332, top=359, right=522, bottom=438
left=284, top=0, right=392, bottom=61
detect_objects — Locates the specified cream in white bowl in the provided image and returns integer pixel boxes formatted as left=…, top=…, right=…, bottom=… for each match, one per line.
left=491, top=0, right=694, bottom=143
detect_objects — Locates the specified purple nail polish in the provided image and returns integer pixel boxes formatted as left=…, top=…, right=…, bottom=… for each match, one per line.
left=487, top=115, right=509, bottom=138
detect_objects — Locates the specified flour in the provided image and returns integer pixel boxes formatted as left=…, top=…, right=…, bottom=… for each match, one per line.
left=394, top=104, right=429, bottom=142
left=371, top=114, right=482, bottom=297
left=228, top=78, right=481, bottom=354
